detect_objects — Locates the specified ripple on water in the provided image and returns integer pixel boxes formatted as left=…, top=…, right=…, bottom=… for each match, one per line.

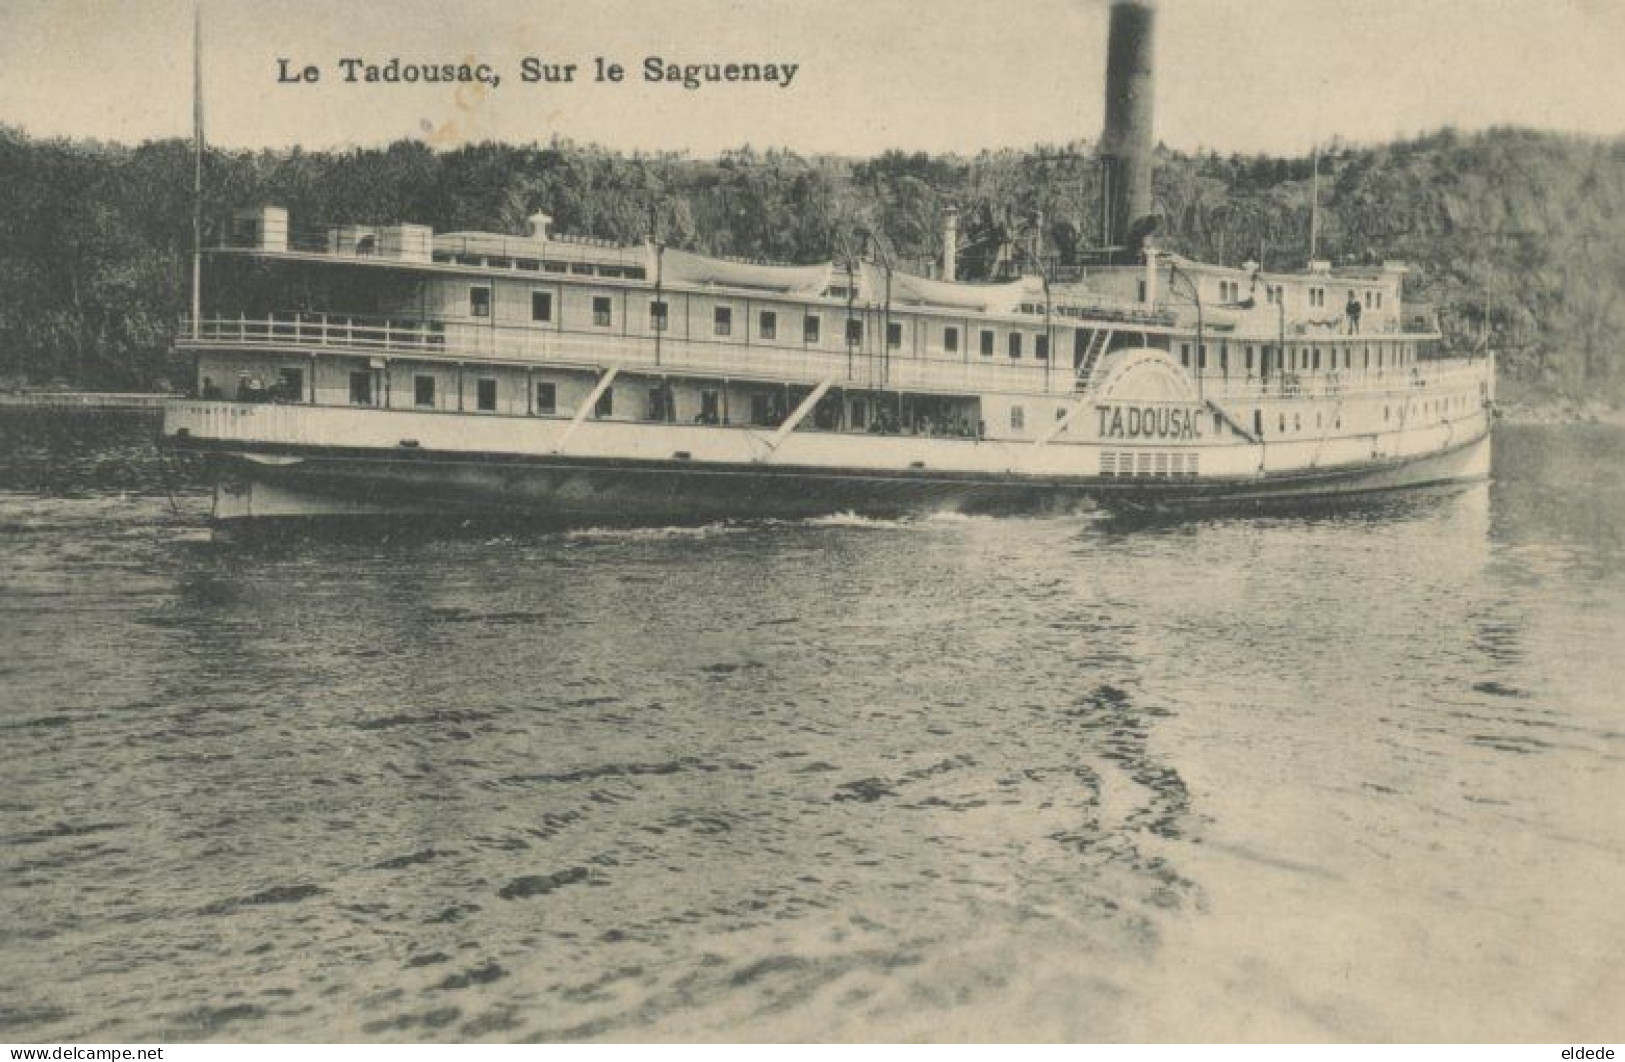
left=2, top=416, right=1623, bottom=1041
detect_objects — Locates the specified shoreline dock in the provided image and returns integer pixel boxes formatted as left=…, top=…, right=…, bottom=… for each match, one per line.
left=0, top=392, right=170, bottom=412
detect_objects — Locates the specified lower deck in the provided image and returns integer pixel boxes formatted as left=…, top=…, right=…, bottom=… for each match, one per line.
left=193, top=346, right=1493, bottom=454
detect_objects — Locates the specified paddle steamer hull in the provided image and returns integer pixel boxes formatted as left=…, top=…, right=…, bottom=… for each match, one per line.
left=169, top=400, right=1493, bottom=523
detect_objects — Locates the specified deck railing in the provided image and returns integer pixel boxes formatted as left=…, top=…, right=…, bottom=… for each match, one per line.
left=186, top=312, right=448, bottom=351
left=180, top=312, right=1081, bottom=396
left=181, top=312, right=1488, bottom=402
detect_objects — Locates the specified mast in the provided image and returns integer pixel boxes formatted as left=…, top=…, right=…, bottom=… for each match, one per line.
left=1309, top=144, right=1320, bottom=263
left=191, top=4, right=204, bottom=341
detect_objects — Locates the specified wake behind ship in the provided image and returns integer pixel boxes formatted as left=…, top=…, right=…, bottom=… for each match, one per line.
left=161, top=2, right=1495, bottom=523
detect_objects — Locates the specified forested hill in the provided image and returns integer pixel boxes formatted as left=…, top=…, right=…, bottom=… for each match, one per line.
left=2, top=125, right=1621, bottom=400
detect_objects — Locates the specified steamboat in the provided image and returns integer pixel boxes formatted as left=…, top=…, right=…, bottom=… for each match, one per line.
left=161, top=2, right=1494, bottom=522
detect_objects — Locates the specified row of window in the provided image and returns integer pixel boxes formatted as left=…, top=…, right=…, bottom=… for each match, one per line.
left=1178, top=340, right=1417, bottom=374
left=433, top=252, right=646, bottom=280
left=1301, top=286, right=1386, bottom=309
left=478, top=284, right=1071, bottom=359
left=345, top=369, right=1476, bottom=439
left=469, top=288, right=571, bottom=324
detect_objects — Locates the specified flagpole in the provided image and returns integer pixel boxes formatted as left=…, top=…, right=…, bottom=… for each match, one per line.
left=191, top=3, right=203, bottom=341
left=1309, top=143, right=1320, bottom=264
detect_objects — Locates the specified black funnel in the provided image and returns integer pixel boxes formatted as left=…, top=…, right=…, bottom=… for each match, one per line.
left=1100, top=1, right=1156, bottom=261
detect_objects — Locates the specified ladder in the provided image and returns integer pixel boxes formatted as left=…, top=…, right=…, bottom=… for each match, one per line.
left=1075, top=328, right=1113, bottom=392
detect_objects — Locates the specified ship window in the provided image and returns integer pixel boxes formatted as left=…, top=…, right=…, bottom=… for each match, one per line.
left=804, top=314, right=821, bottom=343
left=1008, top=333, right=1023, bottom=359
left=349, top=370, right=373, bottom=406
left=887, top=322, right=902, bottom=349
left=1010, top=405, right=1025, bottom=431
left=1294, top=413, right=1302, bottom=432
left=760, top=311, right=776, bottom=340
left=593, top=296, right=612, bottom=327
left=700, top=390, right=720, bottom=424
left=476, top=378, right=497, bottom=412
left=1279, top=412, right=1286, bottom=433
left=536, top=382, right=556, bottom=414
left=650, top=300, right=668, bottom=331
left=1376, top=292, right=1383, bottom=308
left=413, top=374, right=435, bottom=407
left=531, top=291, right=552, bottom=322
left=516, top=259, right=540, bottom=271
left=1245, top=345, right=1255, bottom=372
left=1198, top=345, right=1207, bottom=370
left=1180, top=343, right=1190, bottom=368
left=1137, top=279, right=1148, bottom=302
left=470, top=286, right=491, bottom=318
left=846, top=318, right=863, bottom=346
left=944, top=326, right=959, bottom=353
left=647, top=384, right=674, bottom=422
left=714, top=306, right=732, bottom=336
left=1313, top=347, right=1322, bottom=370
left=277, top=367, right=304, bottom=403
left=980, top=330, right=995, bottom=357
left=594, top=387, right=614, bottom=417
left=1253, top=409, right=1262, bottom=436
left=1036, top=335, right=1049, bottom=361
left=850, top=399, right=868, bottom=429
left=1219, top=343, right=1229, bottom=374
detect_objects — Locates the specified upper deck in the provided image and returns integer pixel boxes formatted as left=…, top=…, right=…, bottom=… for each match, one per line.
left=195, top=205, right=1446, bottom=401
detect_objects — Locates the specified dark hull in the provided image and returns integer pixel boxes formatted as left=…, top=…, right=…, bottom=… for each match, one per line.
left=186, top=430, right=1493, bottom=524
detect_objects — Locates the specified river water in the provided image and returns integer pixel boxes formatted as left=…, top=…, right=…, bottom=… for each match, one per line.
left=1, top=410, right=1621, bottom=1043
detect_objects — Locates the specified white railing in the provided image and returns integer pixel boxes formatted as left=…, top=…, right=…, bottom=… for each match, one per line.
left=185, top=312, right=447, bottom=352
left=1192, top=357, right=1491, bottom=401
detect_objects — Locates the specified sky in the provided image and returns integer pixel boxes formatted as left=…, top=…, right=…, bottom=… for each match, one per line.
left=2, top=0, right=1623, bottom=158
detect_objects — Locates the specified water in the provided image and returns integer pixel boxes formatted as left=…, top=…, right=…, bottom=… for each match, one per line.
left=2, top=409, right=1621, bottom=1042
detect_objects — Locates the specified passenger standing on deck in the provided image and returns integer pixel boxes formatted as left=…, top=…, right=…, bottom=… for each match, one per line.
left=1346, top=292, right=1362, bottom=334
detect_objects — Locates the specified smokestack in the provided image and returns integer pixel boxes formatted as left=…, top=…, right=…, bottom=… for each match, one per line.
left=1100, top=0, right=1156, bottom=261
